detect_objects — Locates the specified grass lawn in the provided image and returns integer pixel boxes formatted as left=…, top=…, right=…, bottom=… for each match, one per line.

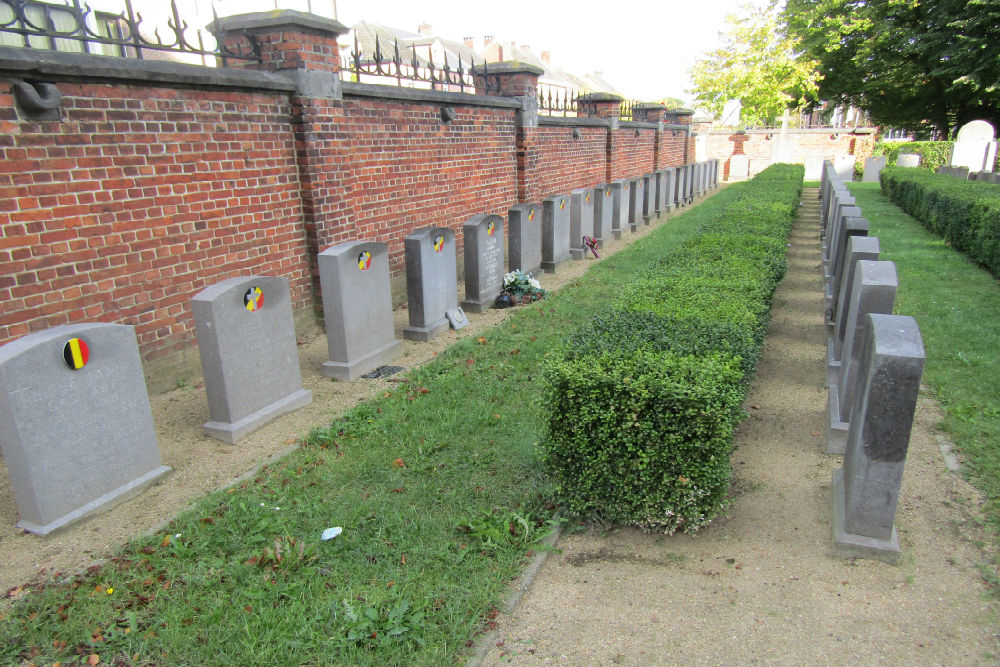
left=849, top=182, right=1000, bottom=579
left=0, top=185, right=749, bottom=667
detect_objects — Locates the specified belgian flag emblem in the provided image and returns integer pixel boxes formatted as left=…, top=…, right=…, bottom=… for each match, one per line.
left=559, top=199, right=566, bottom=210
left=625, top=183, right=629, bottom=191
left=358, top=251, right=372, bottom=271
left=585, top=192, right=591, bottom=203
left=433, top=235, right=445, bottom=253
left=606, top=188, right=611, bottom=197
left=63, top=337, right=89, bottom=370
left=487, top=220, right=495, bottom=237
left=244, top=286, right=264, bottom=312
left=528, top=209, right=535, bottom=222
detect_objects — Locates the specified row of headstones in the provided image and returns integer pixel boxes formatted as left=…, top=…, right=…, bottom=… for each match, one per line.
left=0, top=162, right=719, bottom=536
left=820, top=161, right=925, bottom=564
left=936, top=165, right=1000, bottom=184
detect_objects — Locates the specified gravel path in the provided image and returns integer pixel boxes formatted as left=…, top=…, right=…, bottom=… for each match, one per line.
left=479, top=189, right=1000, bottom=667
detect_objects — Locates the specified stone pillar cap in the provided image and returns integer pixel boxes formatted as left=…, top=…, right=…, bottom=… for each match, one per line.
left=208, top=10, right=348, bottom=36
left=577, top=92, right=623, bottom=103
left=479, top=61, right=544, bottom=75
left=634, top=102, right=667, bottom=110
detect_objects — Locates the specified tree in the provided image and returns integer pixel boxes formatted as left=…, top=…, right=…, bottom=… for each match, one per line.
left=782, top=0, right=1000, bottom=137
left=689, top=2, right=821, bottom=126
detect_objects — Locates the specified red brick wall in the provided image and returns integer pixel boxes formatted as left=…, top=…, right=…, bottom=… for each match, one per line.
left=610, top=127, right=656, bottom=180
left=0, top=81, right=309, bottom=370
left=534, top=125, right=607, bottom=199
left=329, top=97, right=518, bottom=275
left=707, top=130, right=875, bottom=180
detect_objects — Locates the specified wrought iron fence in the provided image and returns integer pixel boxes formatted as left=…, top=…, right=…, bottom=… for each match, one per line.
left=0, top=0, right=258, bottom=63
left=538, top=86, right=579, bottom=117
left=341, top=33, right=495, bottom=93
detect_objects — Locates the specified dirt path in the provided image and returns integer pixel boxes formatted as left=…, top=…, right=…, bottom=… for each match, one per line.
left=0, top=197, right=696, bottom=601
left=479, top=189, right=1000, bottom=666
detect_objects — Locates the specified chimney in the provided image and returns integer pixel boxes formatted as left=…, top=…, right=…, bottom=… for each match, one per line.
left=464, top=36, right=474, bottom=49
left=541, top=50, right=550, bottom=65
left=418, top=23, right=432, bottom=36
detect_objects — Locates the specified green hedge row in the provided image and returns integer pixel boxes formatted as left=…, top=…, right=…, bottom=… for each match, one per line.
left=880, top=166, right=1000, bottom=279
left=540, top=164, right=804, bottom=533
left=853, top=141, right=956, bottom=181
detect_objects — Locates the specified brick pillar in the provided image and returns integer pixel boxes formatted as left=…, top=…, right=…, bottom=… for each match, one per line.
left=476, top=62, right=544, bottom=203
left=635, top=104, right=668, bottom=169
left=210, top=10, right=349, bottom=312
left=578, top=92, right=622, bottom=119
left=665, top=108, right=695, bottom=164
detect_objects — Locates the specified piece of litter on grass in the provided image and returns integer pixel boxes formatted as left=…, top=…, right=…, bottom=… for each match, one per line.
left=322, top=527, right=343, bottom=541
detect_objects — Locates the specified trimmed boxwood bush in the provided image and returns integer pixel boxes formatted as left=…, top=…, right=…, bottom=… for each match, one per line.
left=540, top=164, right=804, bottom=533
left=880, top=166, right=1000, bottom=278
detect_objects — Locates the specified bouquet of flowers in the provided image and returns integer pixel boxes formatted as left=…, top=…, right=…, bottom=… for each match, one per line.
left=497, top=269, right=547, bottom=307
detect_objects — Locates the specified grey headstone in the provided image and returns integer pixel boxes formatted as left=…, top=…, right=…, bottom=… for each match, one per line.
left=0, top=323, right=171, bottom=535
left=628, top=176, right=645, bottom=230
left=462, top=214, right=506, bottom=313
left=829, top=236, right=881, bottom=365
left=653, top=171, right=666, bottom=213
left=827, top=214, right=869, bottom=314
left=827, top=259, right=897, bottom=454
left=610, top=179, right=631, bottom=240
left=642, top=173, right=656, bottom=223
left=662, top=168, right=676, bottom=212
left=193, top=276, right=312, bottom=443
left=508, top=203, right=542, bottom=274
left=684, top=163, right=696, bottom=202
left=402, top=227, right=458, bottom=340
left=833, top=155, right=855, bottom=179
left=674, top=165, right=687, bottom=207
left=897, top=153, right=921, bottom=168
left=805, top=156, right=826, bottom=181
left=592, top=183, right=614, bottom=246
left=729, top=155, right=750, bottom=182
left=541, top=194, right=571, bottom=273
left=318, top=241, right=401, bottom=381
left=569, top=188, right=595, bottom=260
left=832, top=314, right=923, bottom=563
left=862, top=157, right=886, bottom=183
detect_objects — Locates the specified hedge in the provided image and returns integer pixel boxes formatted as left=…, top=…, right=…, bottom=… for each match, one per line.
left=540, top=164, right=803, bottom=533
left=880, top=166, right=1000, bottom=278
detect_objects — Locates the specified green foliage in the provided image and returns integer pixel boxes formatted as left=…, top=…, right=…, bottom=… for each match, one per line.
left=874, top=142, right=955, bottom=172
left=689, top=2, right=821, bottom=125
left=879, top=166, right=1000, bottom=278
left=335, top=598, right=426, bottom=651
left=541, top=164, right=804, bottom=533
left=783, top=0, right=1000, bottom=135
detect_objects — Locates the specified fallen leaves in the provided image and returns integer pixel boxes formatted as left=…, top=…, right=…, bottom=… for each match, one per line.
left=393, top=458, right=405, bottom=468
left=477, top=336, right=487, bottom=345
left=87, top=653, right=100, bottom=666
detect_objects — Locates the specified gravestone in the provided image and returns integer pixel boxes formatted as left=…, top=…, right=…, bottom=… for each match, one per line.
left=653, top=171, right=666, bottom=213
left=897, top=153, right=921, bottom=168
left=805, top=156, right=826, bottom=181
left=541, top=194, right=571, bottom=272
left=684, top=163, right=696, bottom=202
left=592, top=183, right=613, bottom=246
left=193, top=276, right=312, bottom=443
left=462, top=214, right=505, bottom=313
left=662, top=167, right=676, bottom=212
left=318, top=241, right=401, bottom=381
left=610, top=179, right=631, bottom=240
left=674, top=165, right=687, bottom=207
left=951, top=120, right=997, bottom=173
left=729, top=155, right=750, bottom=182
left=826, top=260, right=898, bottom=455
left=833, top=155, right=855, bottom=179
left=832, top=313, right=923, bottom=563
left=0, top=324, right=171, bottom=535
left=643, top=173, right=656, bottom=223
left=402, top=227, right=458, bottom=340
left=508, top=203, right=542, bottom=274
left=827, top=215, right=868, bottom=316
left=828, top=235, right=881, bottom=379
left=569, top=187, right=595, bottom=260
left=863, top=157, right=886, bottom=183
left=628, top=176, right=645, bottom=231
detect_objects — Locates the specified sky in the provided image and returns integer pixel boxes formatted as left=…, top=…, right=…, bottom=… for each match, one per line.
left=95, top=0, right=762, bottom=104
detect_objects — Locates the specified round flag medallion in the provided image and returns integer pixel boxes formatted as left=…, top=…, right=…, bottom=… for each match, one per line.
left=433, top=235, right=445, bottom=253
left=63, top=337, right=89, bottom=370
left=244, top=286, right=264, bottom=312
left=559, top=199, right=566, bottom=210
left=586, top=192, right=591, bottom=203
left=528, top=209, right=535, bottom=222
left=487, top=220, right=496, bottom=237
left=358, top=251, right=372, bottom=271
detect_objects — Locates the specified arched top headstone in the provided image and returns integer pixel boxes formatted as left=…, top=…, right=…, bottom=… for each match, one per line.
left=956, top=120, right=995, bottom=142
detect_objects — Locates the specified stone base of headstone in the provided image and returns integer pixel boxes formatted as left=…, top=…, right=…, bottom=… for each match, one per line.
left=461, top=296, right=495, bottom=314
left=402, top=317, right=450, bottom=342
left=827, top=338, right=841, bottom=385
left=569, top=247, right=585, bottom=260
left=613, top=230, right=623, bottom=240
left=825, top=385, right=849, bottom=455
left=321, top=338, right=402, bottom=382
left=18, top=465, right=172, bottom=536
left=629, top=223, right=639, bottom=233
left=831, top=468, right=901, bottom=564
left=203, top=388, right=313, bottom=444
